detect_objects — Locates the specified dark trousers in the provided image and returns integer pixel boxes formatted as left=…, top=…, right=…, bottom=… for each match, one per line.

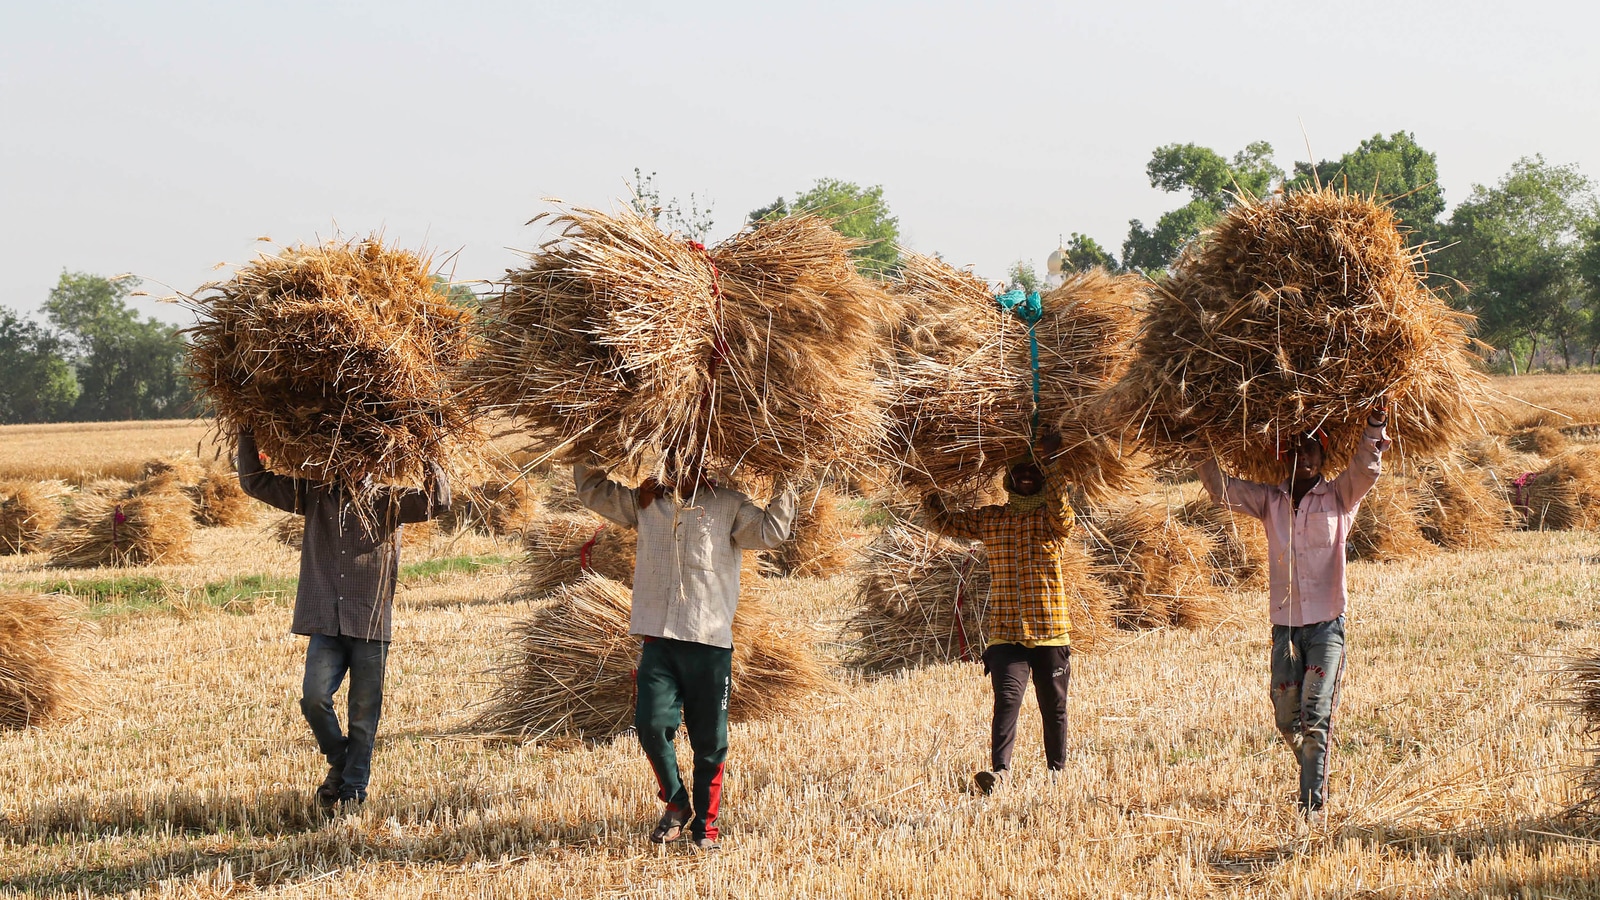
left=1270, top=617, right=1346, bottom=811
left=301, top=633, right=389, bottom=801
left=635, top=638, right=732, bottom=841
left=983, top=642, right=1071, bottom=772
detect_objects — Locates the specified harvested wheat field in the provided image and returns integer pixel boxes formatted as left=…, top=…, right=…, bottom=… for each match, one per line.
left=0, top=388, right=1599, bottom=898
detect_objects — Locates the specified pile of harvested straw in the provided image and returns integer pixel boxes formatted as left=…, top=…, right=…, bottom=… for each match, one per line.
left=473, top=574, right=830, bottom=738
left=1175, top=496, right=1270, bottom=589
left=467, top=206, right=893, bottom=485
left=1414, top=463, right=1512, bottom=549
left=764, top=486, right=856, bottom=578
left=520, top=512, right=638, bottom=598
left=1108, top=188, right=1487, bottom=482
left=141, top=454, right=204, bottom=485
left=1507, top=426, right=1568, bottom=457
left=1561, top=651, right=1600, bottom=807
left=47, top=482, right=193, bottom=568
left=0, top=592, right=91, bottom=729
left=1516, top=452, right=1600, bottom=531
left=1081, top=504, right=1224, bottom=629
left=845, top=524, right=1112, bottom=674
left=191, top=470, right=254, bottom=527
left=1349, top=477, right=1432, bottom=562
left=0, top=481, right=66, bottom=555
left=885, top=253, right=1143, bottom=500
left=185, top=236, right=481, bottom=510
left=442, top=476, right=539, bottom=536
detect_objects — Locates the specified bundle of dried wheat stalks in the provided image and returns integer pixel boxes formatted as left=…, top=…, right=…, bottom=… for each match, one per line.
left=1109, top=188, right=1487, bottom=482
left=467, top=206, right=893, bottom=486
left=0, top=481, right=67, bottom=554
left=0, top=592, right=92, bottom=728
left=1081, top=503, right=1225, bottom=629
left=47, top=480, right=193, bottom=568
left=885, top=254, right=1143, bottom=501
left=185, top=237, right=481, bottom=513
left=473, top=575, right=831, bottom=738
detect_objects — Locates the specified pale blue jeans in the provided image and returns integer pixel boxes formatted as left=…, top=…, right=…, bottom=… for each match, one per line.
left=1270, top=616, right=1346, bottom=812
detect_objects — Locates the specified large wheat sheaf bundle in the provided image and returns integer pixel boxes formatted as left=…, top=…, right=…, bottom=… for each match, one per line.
left=1175, top=496, right=1270, bottom=588
left=1414, top=462, right=1513, bottom=549
left=467, top=207, right=893, bottom=485
left=0, top=592, right=93, bottom=729
left=46, top=485, right=193, bottom=568
left=473, top=575, right=830, bottom=738
left=844, top=524, right=1112, bottom=674
left=764, top=486, right=856, bottom=577
left=1561, top=651, right=1600, bottom=808
left=0, top=481, right=67, bottom=554
left=885, top=254, right=1143, bottom=500
left=1081, top=504, right=1224, bottom=629
left=1108, top=188, right=1487, bottom=482
left=1516, top=452, right=1600, bottom=531
left=185, top=237, right=481, bottom=513
left=140, top=454, right=205, bottom=486
left=520, top=512, right=639, bottom=597
left=1348, top=477, right=1432, bottom=562
left=1507, top=426, right=1568, bottom=457
left=191, top=470, right=255, bottom=528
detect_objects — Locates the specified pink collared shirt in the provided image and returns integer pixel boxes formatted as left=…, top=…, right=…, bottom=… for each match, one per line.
left=1195, top=425, right=1390, bottom=627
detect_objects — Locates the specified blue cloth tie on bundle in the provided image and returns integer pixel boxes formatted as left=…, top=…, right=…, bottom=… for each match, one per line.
left=994, top=289, right=1044, bottom=440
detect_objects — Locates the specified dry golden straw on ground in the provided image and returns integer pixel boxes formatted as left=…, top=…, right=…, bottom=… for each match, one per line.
left=1174, top=495, right=1270, bottom=588
left=1413, top=462, right=1513, bottom=550
left=885, top=253, right=1143, bottom=500
left=1108, top=188, right=1488, bottom=483
left=519, top=512, right=638, bottom=598
left=1517, top=451, right=1600, bottom=531
left=467, top=206, right=893, bottom=486
left=1349, top=476, right=1432, bottom=562
left=1081, top=503, right=1224, bottom=629
left=272, top=514, right=303, bottom=550
left=764, top=486, right=856, bottom=577
left=1561, top=650, right=1600, bottom=808
left=0, top=481, right=66, bottom=555
left=46, top=483, right=194, bottom=568
left=0, top=592, right=92, bottom=729
left=185, top=236, right=481, bottom=510
left=140, top=454, right=205, bottom=486
left=1507, top=426, right=1568, bottom=457
left=190, top=470, right=254, bottom=528
left=473, top=574, right=830, bottom=739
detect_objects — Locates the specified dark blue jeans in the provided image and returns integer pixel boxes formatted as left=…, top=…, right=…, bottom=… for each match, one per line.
left=301, top=633, right=389, bottom=801
left=1270, top=617, right=1346, bottom=812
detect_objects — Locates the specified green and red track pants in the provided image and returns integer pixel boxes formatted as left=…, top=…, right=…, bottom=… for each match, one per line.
left=635, top=637, right=732, bottom=841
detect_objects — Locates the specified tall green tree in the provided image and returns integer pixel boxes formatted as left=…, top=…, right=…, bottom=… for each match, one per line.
left=1436, top=156, right=1598, bottom=371
left=1578, top=219, right=1600, bottom=363
left=0, top=308, right=78, bottom=423
left=1061, top=233, right=1118, bottom=273
left=750, top=178, right=901, bottom=277
left=43, top=272, right=192, bottom=421
left=1006, top=260, right=1041, bottom=293
left=1122, top=141, right=1282, bottom=272
left=1289, top=131, right=1446, bottom=245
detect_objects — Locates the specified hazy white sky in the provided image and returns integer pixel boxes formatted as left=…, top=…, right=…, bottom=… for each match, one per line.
left=3, top=0, right=1596, bottom=325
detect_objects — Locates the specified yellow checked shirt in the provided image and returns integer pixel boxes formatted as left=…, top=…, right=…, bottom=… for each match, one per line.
left=924, top=482, right=1076, bottom=647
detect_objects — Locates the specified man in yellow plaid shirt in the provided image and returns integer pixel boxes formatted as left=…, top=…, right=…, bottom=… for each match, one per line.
left=924, top=434, right=1076, bottom=794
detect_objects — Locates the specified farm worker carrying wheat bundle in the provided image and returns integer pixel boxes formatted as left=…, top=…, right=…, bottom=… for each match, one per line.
left=574, top=447, right=797, bottom=853
left=1192, top=399, right=1390, bottom=819
left=923, top=430, right=1077, bottom=795
left=237, top=428, right=451, bottom=812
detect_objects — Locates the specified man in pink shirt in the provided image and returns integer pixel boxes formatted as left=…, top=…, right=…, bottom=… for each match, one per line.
left=1193, top=400, right=1390, bottom=816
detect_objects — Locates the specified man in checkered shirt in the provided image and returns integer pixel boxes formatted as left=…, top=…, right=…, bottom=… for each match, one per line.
left=923, top=432, right=1077, bottom=795
left=574, top=454, right=796, bottom=852
left=237, top=429, right=450, bottom=811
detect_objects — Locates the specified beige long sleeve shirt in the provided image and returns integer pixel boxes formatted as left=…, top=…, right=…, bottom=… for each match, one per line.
left=1195, top=424, right=1390, bottom=627
left=573, top=464, right=798, bottom=649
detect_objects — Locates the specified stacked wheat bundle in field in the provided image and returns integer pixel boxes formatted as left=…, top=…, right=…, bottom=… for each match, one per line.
left=466, top=206, right=893, bottom=487
left=1109, top=188, right=1487, bottom=482
left=1081, top=504, right=1224, bottom=629
left=0, top=592, right=92, bottom=729
left=185, top=237, right=481, bottom=519
left=1412, top=461, right=1514, bottom=549
left=1174, top=496, right=1270, bottom=588
left=441, top=475, right=539, bottom=536
left=47, top=477, right=194, bottom=568
left=1562, top=651, right=1600, bottom=808
left=1348, top=475, right=1433, bottom=562
left=141, top=454, right=256, bottom=528
left=885, top=254, right=1144, bottom=502
left=845, top=523, right=1113, bottom=674
left=764, top=486, right=856, bottom=578
left=519, top=511, right=640, bottom=597
left=474, top=575, right=830, bottom=738
left=1515, top=451, right=1600, bottom=531
left=0, top=481, right=67, bottom=554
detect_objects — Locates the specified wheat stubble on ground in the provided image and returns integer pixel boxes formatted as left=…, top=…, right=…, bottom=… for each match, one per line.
left=3, top=406, right=1600, bottom=896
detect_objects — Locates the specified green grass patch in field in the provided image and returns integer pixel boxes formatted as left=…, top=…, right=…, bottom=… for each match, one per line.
left=399, top=553, right=516, bottom=583
left=30, top=573, right=297, bottom=618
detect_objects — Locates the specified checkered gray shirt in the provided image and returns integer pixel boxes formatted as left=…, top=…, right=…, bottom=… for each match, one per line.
left=574, top=464, right=797, bottom=649
left=238, top=431, right=450, bottom=642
